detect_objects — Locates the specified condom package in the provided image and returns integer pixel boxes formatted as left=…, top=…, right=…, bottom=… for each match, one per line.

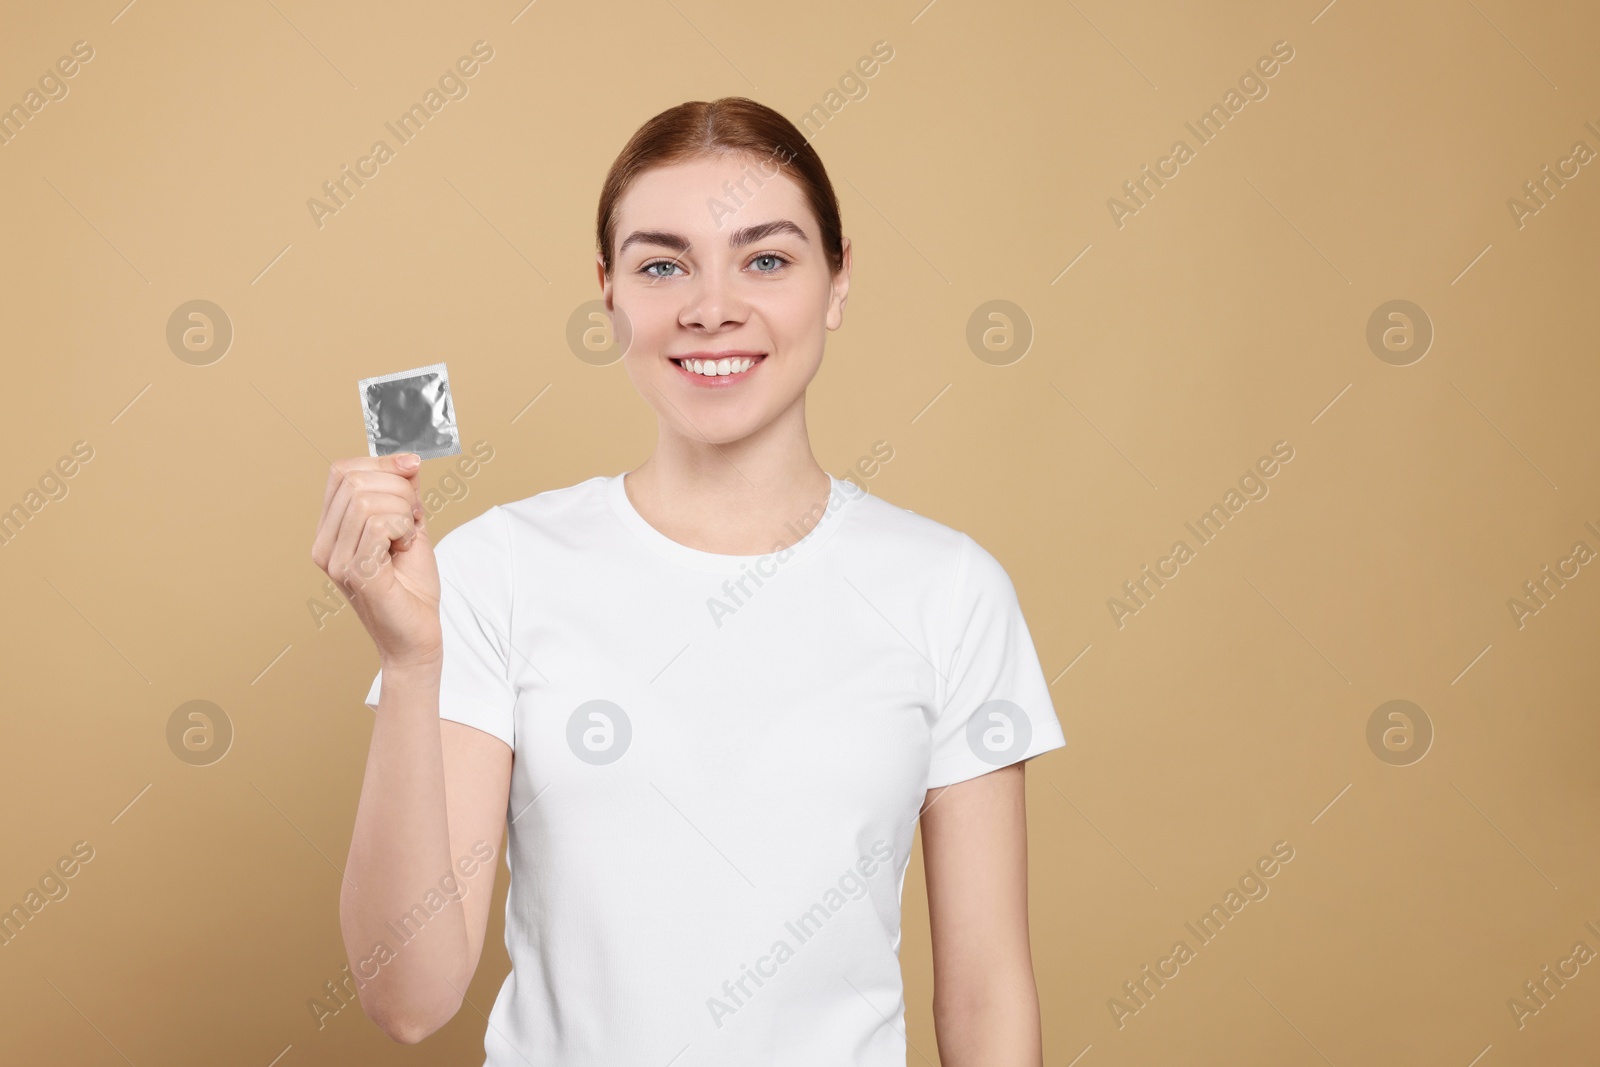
left=358, top=362, right=462, bottom=461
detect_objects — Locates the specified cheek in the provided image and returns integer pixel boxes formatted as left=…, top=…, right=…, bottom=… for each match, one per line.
left=613, top=298, right=671, bottom=354
left=769, top=302, right=827, bottom=355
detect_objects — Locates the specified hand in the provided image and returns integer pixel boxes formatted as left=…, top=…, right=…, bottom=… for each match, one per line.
left=311, top=453, right=443, bottom=668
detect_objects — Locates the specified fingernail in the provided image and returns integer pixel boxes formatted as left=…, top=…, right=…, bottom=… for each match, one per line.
left=398, top=453, right=420, bottom=470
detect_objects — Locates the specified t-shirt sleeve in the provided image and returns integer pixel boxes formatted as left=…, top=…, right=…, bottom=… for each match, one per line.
left=363, top=505, right=516, bottom=750
left=926, top=533, right=1067, bottom=790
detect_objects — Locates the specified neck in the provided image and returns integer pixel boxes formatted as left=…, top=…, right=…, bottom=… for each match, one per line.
left=624, top=406, right=830, bottom=556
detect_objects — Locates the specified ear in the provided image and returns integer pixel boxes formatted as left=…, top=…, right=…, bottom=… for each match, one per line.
left=825, top=236, right=852, bottom=331
left=596, top=253, right=611, bottom=309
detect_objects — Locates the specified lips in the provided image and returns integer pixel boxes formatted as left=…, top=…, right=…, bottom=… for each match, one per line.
left=668, top=351, right=766, bottom=365
left=668, top=352, right=766, bottom=385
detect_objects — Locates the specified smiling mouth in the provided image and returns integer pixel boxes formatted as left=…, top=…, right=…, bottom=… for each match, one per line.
left=669, top=354, right=766, bottom=378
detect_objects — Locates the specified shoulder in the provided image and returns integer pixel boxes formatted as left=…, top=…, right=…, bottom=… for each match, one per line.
left=433, top=474, right=610, bottom=563
left=841, top=480, right=1011, bottom=596
left=496, top=473, right=612, bottom=527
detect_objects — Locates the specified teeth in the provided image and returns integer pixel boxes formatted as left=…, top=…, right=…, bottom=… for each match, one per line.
left=679, top=356, right=757, bottom=376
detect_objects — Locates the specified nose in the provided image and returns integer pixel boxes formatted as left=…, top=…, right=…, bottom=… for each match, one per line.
left=678, top=262, right=749, bottom=332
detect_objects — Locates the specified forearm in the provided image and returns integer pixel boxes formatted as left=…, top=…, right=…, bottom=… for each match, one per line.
left=340, top=657, right=468, bottom=1041
left=932, top=970, right=1044, bottom=1067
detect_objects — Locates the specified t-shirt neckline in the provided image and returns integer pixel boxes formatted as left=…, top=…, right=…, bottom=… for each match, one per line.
left=607, top=470, right=859, bottom=573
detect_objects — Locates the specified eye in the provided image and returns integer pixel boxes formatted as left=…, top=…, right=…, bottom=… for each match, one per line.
left=639, top=258, right=684, bottom=278
left=749, top=253, right=790, bottom=274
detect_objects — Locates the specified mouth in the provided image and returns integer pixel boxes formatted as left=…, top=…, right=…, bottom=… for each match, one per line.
left=668, top=352, right=766, bottom=385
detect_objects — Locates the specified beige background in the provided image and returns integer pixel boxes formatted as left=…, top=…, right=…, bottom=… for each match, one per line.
left=2, top=0, right=1597, bottom=1063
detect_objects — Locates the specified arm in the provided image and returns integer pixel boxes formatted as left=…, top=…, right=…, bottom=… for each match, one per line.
left=340, top=671, right=512, bottom=1043
left=921, top=761, right=1043, bottom=1067
left=310, top=454, right=513, bottom=1043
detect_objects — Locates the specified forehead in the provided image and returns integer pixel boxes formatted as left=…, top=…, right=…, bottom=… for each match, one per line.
left=614, top=152, right=813, bottom=238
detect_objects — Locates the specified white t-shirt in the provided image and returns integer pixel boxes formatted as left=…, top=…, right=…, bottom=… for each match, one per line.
left=364, top=471, right=1067, bottom=1065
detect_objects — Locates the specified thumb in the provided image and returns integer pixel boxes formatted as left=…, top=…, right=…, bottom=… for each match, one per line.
left=385, top=450, right=423, bottom=492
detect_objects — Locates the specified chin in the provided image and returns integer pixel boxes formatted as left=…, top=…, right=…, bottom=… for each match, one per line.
left=681, top=412, right=770, bottom=446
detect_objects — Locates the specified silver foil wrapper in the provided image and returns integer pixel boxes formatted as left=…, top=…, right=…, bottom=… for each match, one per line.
left=358, top=362, right=462, bottom=461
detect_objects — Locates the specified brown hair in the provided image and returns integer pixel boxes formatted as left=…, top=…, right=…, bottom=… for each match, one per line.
left=596, top=96, right=844, bottom=279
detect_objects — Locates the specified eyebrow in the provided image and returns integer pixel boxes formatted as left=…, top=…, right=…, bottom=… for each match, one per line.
left=617, top=218, right=810, bottom=257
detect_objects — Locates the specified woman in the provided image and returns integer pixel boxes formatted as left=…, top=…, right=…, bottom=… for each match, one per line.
left=312, top=96, right=1066, bottom=1066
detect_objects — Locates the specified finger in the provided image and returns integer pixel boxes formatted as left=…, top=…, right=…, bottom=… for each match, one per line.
left=341, top=511, right=412, bottom=599
left=328, top=491, right=410, bottom=593
left=321, top=455, right=371, bottom=515
left=346, top=511, right=417, bottom=601
left=313, top=471, right=364, bottom=571
left=321, top=452, right=422, bottom=514
left=313, top=468, right=421, bottom=570
left=337, top=469, right=422, bottom=507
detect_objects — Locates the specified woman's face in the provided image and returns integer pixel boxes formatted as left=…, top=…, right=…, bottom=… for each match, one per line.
left=599, top=152, right=850, bottom=446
